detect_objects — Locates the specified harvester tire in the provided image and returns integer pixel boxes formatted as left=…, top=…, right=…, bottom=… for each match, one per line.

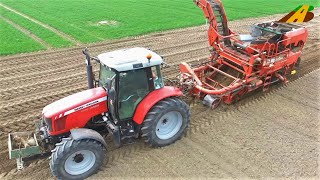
left=50, top=138, right=106, bottom=180
left=141, top=97, right=190, bottom=147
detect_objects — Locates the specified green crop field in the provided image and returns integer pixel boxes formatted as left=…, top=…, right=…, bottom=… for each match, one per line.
left=0, top=0, right=318, bottom=55
left=0, top=6, right=72, bottom=48
left=0, top=18, right=45, bottom=55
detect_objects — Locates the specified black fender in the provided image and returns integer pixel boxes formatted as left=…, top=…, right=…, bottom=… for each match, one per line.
left=70, top=128, right=107, bottom=148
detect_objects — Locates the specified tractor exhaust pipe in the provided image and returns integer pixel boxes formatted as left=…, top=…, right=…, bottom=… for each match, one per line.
left=82, top=48, right=94, bottom=89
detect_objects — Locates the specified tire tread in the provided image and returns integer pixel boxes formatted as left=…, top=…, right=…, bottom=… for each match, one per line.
left=141, top=97, right=190, bottom=147
left=50, top=138, right=106, bottom=180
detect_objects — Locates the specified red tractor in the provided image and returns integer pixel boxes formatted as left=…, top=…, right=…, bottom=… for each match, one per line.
left=34, top=47, right=190, bottom=179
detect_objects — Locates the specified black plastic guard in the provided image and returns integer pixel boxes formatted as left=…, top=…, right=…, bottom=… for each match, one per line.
left=70, top=128, right=107, bottom=148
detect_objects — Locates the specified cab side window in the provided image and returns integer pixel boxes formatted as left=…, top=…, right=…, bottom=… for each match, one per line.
left=151, top=66, right=164, bottom=90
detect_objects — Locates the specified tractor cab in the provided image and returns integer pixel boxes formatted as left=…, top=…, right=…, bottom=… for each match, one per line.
left=97, top=47, right=164, bottom=121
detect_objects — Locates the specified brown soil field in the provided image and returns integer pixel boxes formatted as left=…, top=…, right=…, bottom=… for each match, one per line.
left=0, top=10, right=319, bottom=179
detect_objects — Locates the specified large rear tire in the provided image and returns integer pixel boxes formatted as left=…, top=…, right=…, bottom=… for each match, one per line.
left=50, top=138, right=106, bottom=180
left=141, top=97, right=190, bottom=147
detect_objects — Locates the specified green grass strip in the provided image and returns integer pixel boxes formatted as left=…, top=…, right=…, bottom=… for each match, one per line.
left=0, top=18, right=44, bottom=55
left=0, top=0, right=206, bottom=43
left=0, top=0, right=319, bottom=54
left=0, top=6, right=73, bottom=48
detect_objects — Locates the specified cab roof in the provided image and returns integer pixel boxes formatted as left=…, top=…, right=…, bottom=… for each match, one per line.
left=97, top=47, right=163, bottom=72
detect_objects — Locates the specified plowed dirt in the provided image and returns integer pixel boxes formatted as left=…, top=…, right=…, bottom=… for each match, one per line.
left=0, top=10, right=319, bottom=179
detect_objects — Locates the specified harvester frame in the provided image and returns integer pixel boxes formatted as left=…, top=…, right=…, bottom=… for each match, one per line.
left=180, top=0, right=307, bottom=107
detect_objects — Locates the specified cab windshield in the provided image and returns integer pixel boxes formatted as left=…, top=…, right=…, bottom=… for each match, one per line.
left=99, top=64, right=116, bottom=87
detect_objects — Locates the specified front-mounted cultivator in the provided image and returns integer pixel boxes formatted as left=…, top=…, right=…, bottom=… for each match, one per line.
left=8, top=132, right=41, bottom=170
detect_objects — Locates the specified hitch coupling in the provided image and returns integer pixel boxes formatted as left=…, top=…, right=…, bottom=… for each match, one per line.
left=203, top=95, right=221, bottom=109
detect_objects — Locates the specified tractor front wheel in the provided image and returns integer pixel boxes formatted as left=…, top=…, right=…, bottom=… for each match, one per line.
left=50, top=138, right=106, bottom=180
left=141, top=97, right=190, bottom=147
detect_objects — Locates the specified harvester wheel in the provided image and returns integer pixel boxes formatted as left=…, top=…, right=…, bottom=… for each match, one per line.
left=50, top=138, right=106, bottom=180
left=141, top=97, right=190, bottom=147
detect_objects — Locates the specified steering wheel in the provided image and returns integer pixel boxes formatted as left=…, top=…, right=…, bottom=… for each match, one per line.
left=120, top=89, right=147, bottom=104
left=120, top=94, right=138, bottom=103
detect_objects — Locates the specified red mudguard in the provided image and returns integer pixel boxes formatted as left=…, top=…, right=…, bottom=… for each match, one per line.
left=133, top=86, right=183, bottom=124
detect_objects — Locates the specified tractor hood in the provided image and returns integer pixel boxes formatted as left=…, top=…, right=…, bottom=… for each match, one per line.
left=42, top=87, right=107, bottom=119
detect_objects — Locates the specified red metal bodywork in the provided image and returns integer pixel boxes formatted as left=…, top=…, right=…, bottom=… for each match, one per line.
left=283, top=28, right=308, bottom=46
left=182, top=0, right=308, bottom=104
left=44, top=86, right=182, bottom=135
left=133, top=86, right=183, bottom=124
left=43, top=87, right=108, bottom=135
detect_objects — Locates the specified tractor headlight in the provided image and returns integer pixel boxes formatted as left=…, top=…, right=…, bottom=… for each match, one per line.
left=54, top=116, right=67, bottom=132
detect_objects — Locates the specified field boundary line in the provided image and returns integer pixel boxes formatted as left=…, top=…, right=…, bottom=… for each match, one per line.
left=0, top=2, right=81, bottom=45
left=0, top=15, right=52, bottom=49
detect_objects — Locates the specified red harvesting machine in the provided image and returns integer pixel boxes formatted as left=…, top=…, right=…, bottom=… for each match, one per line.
left=180, top=0, right=308, bottom=108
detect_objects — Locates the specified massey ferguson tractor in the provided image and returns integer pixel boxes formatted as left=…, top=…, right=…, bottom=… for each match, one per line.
left=9, top=47, right=191, bottom=179
left=8, top=0, right=307, bottom=179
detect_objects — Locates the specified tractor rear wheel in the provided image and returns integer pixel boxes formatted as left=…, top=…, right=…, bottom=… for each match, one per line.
left=50, top=138, right=106, bottom=180
left=141, top=97, right=190, bottom=147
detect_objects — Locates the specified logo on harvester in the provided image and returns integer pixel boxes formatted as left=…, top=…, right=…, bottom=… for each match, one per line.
left=278, top=5, right=315, bottom=22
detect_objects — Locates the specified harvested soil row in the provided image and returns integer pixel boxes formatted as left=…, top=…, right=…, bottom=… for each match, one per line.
left=87, top=69, right=319, bottom=179
left=1, top=68, right=319, bottom=178
left=0, top=29, right=207, bottom=68
left=0, top=38, right=207, bottom=75
left=0, top=84, right=85, bottom=119
left=0, top=74, right=86, bottom=101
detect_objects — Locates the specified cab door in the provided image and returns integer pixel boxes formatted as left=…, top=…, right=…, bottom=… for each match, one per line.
left=118, top=68, right=150, bottom=120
